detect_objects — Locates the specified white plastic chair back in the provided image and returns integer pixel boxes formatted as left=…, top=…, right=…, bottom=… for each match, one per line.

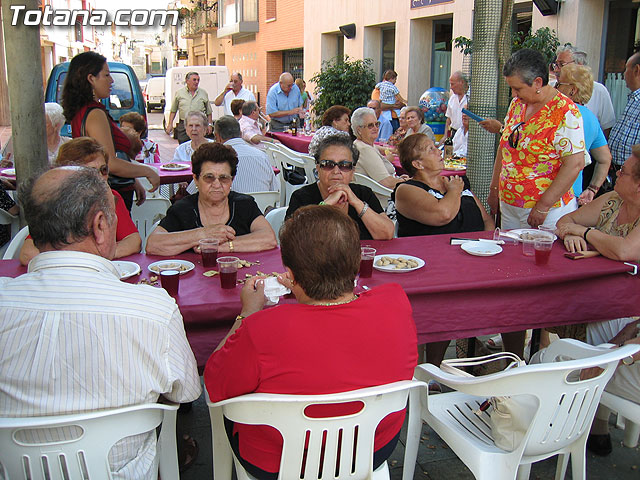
left=599, top=390, right=640, bottom=448
left=0, top=403, right=179, bottom=480
left=353, top=173, right=393, bottom=203
left=206, top=380, right=426, bottom=480
left=247, top=191, right=280, bottom=214
left=2, top=225, right=29, bottom=260
left=265, top=207, right=287, bottom=244
left=0, top=208, right=20, bottom=258
left=135, top=165, right=162, bottom=199
left=130, top=197, right=171, bottom=249
left=271, top=148, right=316, bottom=207
left=411, top=339, right=640, bottom=480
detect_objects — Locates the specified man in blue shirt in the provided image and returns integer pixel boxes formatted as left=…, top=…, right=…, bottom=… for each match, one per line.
left=367, top=99, right=393, bottom=142
left=266, top=72, right=302, bottom=132
left=609, top=51, right=640, bottom=182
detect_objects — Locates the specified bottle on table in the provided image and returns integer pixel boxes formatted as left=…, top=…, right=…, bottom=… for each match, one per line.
left=291, top=119, right=297, bottom=136
left=443, top=134, right=453, bottom=160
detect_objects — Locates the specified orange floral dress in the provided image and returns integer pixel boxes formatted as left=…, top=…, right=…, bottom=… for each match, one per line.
left=499, top=93, right=585, bottom=209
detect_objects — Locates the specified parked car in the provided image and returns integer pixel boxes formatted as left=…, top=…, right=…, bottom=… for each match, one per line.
left=144, top=76, right=165, bottom=112
left=45, top=61, right=146, bottom=137
left=163, top=65, right=229, bottom=130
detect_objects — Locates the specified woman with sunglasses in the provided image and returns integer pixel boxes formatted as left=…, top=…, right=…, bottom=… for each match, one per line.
left=19, top=137, right=142, bottom=265
left=488, top=48, right=585, bottom=233
left=352, top=107, right=407, bottom=197
left=146, top=142, right=276, bottom=256
left=286, top=135, right=394, bottom=240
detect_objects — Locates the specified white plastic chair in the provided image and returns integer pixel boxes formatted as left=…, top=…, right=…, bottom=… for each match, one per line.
left=0, top=208, right=20, bottom=258
left=353, top=173, right=393, bottom=204
left=271, top=148, right=316, bottom=207
left=0, top=402, right=179, bottom=480
left=135, top=165, right=162, bottom=199
left=2, top=225, right=29, bottom=260
left=130, top=197, right=171, bottom=249
left=206, top=380, right=426, bottom=480
left=599, top=390, right=640, bottom=448
left=247, top=191, right=280, bottom=214
left=265, top=207, right=287, bottom=244
left=410, top=339, right=640, bottom=480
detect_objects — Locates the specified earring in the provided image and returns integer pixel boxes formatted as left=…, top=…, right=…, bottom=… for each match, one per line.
left=536, top=89, right=541, bottom=94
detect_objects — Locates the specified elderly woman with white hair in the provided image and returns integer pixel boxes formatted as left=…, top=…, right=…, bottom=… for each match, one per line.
left=45, top=103, right=70, bottom=163
left=352, top=107, right=407, bottom=193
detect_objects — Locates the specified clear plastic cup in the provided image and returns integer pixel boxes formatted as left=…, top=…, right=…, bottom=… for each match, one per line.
left=199, top=238, right=219, bottom=268
left=359, top=247, right=376, bottom=278
left=217, top=256, right=239, bottom=289
left=534, top=237, right=554, bottom=265
left=160, top=269, right=180, bottom=297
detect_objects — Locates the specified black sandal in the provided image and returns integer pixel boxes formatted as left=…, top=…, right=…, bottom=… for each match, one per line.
left=178, top=434, right=199, bottom=472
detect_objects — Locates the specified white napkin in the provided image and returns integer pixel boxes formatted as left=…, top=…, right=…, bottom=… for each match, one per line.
left=263, top=276, right=291, bottom=305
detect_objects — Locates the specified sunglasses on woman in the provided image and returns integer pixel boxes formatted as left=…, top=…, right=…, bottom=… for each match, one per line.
left=317, top=160, right=355, bottom=172
left=508, top=122, right=525, bottom=149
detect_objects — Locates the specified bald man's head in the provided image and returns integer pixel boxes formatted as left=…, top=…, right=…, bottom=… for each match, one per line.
left=20, top=167, right=116, bottom=252
left=367, top=99, right=382, bottom=118
left=279, top=72, right=295, bottom=94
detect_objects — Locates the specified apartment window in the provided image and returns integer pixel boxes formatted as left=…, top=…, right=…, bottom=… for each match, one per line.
left=284, top=49, right=304, bottom=80
left=381, top=28, right=395, bottom=77
left=266, top=0, right=276, bottom=20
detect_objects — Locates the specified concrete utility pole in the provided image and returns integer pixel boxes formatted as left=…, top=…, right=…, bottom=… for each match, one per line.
left=1, top=0, right=48, bottom=186
left=0, top=7, right=11, bottom=126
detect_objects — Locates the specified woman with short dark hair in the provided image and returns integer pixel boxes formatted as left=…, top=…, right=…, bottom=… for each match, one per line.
left=205, top=205, right=417, bottom=480
left=403, top=106, right=435, bottom=142
left=307, top=105, right=352, bottom=156
left=146, top=142, right=276, bottom=255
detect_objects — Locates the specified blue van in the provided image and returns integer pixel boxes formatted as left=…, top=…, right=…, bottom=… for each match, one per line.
left=45, top=61, right=147, bottom=137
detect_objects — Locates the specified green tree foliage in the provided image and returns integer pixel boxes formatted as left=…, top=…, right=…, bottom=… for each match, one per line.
left=311, top=56, right=376, bottom=121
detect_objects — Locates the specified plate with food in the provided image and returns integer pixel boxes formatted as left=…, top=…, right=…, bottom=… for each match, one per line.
left=112, top=260, right=141, bottom=280
left=1, top=168, right=15, bottom=176
left=160, top=163, right=190, bottom=171
left=148, top=260, right=195, bottom=275
left=461, top=241, right=503, bottom=257
left=373, top=254, right=425, bottom=273
left=507, top=228, right=557, bottom=242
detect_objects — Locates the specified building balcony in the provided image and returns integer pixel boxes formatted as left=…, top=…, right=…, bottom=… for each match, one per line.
left=181, top=9, right=218, bottom=39
left=216, top=0, right=258, bottom=38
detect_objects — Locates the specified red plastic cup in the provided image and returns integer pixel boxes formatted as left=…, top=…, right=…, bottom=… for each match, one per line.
left=217, top=256, right=239, bottom=289
left=359, top=247, right=376, bottom=279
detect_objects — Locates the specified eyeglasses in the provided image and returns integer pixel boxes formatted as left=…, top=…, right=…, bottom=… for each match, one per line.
left=317, top=160, right=355, bottom=172
left=556, top=82, right=572, bottom=87
left=200, top=173, right=233, bottom=184
left=92, top=164, right=109, bottom=175
left=508, top=122, right=525, bottom=149
left=552, top=60, right=575, bottom=70
left=364, top=121, right=380, bottom=129
left=618, top=166, right=632, bottom=177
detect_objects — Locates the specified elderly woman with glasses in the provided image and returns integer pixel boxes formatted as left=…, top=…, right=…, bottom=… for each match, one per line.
left=286, top=135, right=394, bottom=240
left=488, top=48, right=585, bottom=233
left=19, top=137, right=142, bottom=265
left=146, top=142, right=277, bottom=256
left=352, top=107, right=407, bottom=193
left=205, top=205, right=417, bottom=479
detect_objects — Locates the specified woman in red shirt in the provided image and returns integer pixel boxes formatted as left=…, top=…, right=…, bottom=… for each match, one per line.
left=205, top=205, right=417, bottom=479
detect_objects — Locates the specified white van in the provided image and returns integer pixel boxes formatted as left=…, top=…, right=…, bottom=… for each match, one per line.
left=144, top=76, right=165, bottom=112
left=163, top=66, right=230, bottom=130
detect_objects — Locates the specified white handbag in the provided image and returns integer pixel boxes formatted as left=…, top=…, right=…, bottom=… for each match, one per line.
left=441, top=352, right=537, bottom=451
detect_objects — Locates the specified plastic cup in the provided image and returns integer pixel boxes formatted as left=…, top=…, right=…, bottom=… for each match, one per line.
left=538, top=224, right=557, bottom=235
left=359, top=247, right=376, bottom=279
left=522, top=238, right=536, bottom=257
left=534, top=237, right=554, bottom=265
left=160, top=270, right=180, bottom=297
left=217, top=256, right=239, bottom=289
left=199, top=238, right=219, bottom=268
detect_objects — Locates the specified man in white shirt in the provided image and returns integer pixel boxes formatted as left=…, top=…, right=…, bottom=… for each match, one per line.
left=215, top=115, right=279, bottom=193
left=214, top=72, right=256, bottom=117
left=238, top=101, right=279, bottom=150
left=0, top=167, right=201, bottom=479
left=445, top=71, right=469, bottom=138
left=552, top=45, right=616, bottom=136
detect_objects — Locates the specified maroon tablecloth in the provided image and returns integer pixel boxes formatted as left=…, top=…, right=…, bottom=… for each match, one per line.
left=2, top=233, right=638, bottom=368
left=268, top=132, right=313, bottom=154
left=152, top=162, right=194, bottom=184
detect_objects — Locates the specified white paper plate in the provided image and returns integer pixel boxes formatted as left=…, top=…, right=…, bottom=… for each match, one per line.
left=373, top=254, right=425, bottom=273
left=2, top=168, right=15, bottom=176
left=160, top=163, right=190, bottom=171
left=112, top=260, right=141, bottom=280
left=461, top=241, right=503, bottom=257
left=148, top=259, right=195, bottom=275
left=508, top=228, right=557, bottom=242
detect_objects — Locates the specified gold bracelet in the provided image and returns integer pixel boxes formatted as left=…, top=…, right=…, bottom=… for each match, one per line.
left=228, top=240, right=234, bottom=252
left=235, top=315, right=245, bottom=321
left=535, top=208, right=550, bottom=214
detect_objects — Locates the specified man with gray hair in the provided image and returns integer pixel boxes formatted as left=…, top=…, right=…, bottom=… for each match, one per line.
left=552, top=45, right=616, bottom=136
left=165, top=71, right=213, bottom=143
left=214, top=72, right=256, bottom=117
left=215, top=115, right=279, bottom=193
left=445, top=71, right=469, bottom=138
left=238, top=100, right=280, bottom=150
left=0, top=167, right=201, bottom=478
left=266, top=72, right=303, bottom=132
left=367, top=99, right=393, bottom=142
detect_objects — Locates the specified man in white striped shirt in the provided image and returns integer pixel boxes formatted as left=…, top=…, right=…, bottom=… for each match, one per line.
left=214, top=115, right=279, bottom=194
left=0, top=167, right=201, bottom=479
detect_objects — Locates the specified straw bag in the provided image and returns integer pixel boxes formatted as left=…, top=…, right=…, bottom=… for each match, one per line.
left=441, top=352, right=537, bottom=451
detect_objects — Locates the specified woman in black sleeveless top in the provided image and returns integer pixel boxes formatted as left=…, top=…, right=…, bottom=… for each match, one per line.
left=392, top=133, right=493, bottom=237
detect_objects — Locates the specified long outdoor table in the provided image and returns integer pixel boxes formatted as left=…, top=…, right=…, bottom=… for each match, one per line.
left=268, top=131, right=313, bottom=153
left=1, top=233, right=638, bottom=368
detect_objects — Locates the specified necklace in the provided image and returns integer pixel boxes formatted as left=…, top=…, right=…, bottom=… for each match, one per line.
left=308, top=294, right=359, bottom=307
